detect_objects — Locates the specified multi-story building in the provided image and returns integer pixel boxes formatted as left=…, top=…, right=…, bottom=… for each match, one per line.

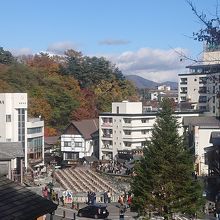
left=27, top=118, right=44, bottom=167
left=61, top=119, right=98, bottom=165
left=183, top=116, right=220, bottom=175
left=0, top=93, right=44, bottom=168
left=99, top=101, right=200, bottom=161
left=178, top=48, right=220, bottom=115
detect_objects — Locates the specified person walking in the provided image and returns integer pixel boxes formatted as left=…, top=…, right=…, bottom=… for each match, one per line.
left=107, top=190, right=111, bottom=203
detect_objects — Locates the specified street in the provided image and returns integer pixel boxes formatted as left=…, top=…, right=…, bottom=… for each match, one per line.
left=46, top=202, right=138, bottom=220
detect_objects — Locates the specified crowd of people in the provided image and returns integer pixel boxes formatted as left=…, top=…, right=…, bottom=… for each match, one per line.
left=96, top=160, right=131, bottom=175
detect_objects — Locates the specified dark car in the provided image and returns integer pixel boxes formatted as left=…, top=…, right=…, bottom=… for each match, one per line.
left=77, top=204, right=109, bottom=219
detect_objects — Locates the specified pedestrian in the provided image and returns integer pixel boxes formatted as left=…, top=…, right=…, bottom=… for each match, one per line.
left=107, top=190, right=111, bottom=203
left=104, top=191, right=108, bottom=203
left=60, top=195, right=65, bottom=207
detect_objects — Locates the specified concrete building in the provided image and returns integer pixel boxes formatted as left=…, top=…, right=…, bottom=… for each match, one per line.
left=99, top=101, right=200, bottom=161
left=183, top=116, right=220, bottom=175
left=0, top=93, right=44, bottom=168
left=178, top=49, right=220, bottom=115
left=61, top=118, right=99, bottom=165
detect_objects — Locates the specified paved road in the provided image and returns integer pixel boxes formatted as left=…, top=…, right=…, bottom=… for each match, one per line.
left=46, top=202, right=138, bottom=220
left=46, top=203, right=217, bottom=220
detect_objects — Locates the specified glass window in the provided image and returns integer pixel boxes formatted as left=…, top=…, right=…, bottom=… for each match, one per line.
left=75, top=142, right=82, bottom=147
left=141, top=119, right=149, bottom=123
left=124, top=118, right=131, bottom=123
left=6, top=115, right=11, bottom=122
left=64, top=141, right=71, bottom=147
left=124, top=130, right=131, bottom=135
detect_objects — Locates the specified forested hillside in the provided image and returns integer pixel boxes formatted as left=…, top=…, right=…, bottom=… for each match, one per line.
left=0, top=47, right=138, bottom=134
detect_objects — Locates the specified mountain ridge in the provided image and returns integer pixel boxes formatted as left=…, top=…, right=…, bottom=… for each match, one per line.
left=125, top=75, right=178, bottom=90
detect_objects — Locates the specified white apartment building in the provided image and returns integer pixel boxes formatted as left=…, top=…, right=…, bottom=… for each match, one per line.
left=178, top=49, right=220, bottom=115
left=0, top=93, right=44, bottom=168
left=99, top=101, right=199, bottom=161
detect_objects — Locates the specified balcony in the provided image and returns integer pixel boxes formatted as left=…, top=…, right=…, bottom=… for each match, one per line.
left=101, top=123, right=113, bottom=127
left=180, top=91, right=187, bottom=94
left=102, top=144, right=113, bottom=150
left=180, top=81, right=187, bottom=85
left=102, top=134, right=112, bottom=139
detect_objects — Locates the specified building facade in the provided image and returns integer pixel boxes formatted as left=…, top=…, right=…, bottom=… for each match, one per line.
left=0, top=93, right=44, bottom=168
left=178, top=49, right=220, bottom=116
left=99, top=101, right=200, bottom=161
left=61, top=119, right=99, bottom=165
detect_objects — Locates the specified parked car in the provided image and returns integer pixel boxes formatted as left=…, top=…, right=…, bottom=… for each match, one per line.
left=77, top=204, right=109, bottom=219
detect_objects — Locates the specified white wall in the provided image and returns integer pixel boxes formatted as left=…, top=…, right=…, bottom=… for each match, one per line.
left=112, top=101, right=142, bottom=114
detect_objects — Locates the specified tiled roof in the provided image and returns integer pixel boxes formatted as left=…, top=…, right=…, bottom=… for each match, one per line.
left=44, top=136, right=60, bottom=145
left=183, top=116, right=220, bottom=127
left=70, top=118, right=99, bottom=140
left=0, top=176, right=57, bottom=220
left=0, top=142, right=24, bottom=160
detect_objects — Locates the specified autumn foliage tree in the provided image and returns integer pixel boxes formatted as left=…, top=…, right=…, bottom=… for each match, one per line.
left=0, top=47, right=138, bottom=131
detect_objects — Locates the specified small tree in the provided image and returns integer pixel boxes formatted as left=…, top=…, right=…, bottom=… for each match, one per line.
left=131, top=98, right=204, bottom=219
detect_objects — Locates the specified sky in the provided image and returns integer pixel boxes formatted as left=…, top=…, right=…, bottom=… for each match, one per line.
left=0, top=0, right=218, bottom=82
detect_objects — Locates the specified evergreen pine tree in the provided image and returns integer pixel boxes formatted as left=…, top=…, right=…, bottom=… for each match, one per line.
left=131, top=98, right=204, bottom=218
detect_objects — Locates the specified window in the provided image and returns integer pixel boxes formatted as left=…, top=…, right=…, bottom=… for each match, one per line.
left=213, top=106, right=216, bottom=114
left=141, top=119, right=149, bottom=123
left=64, top=141, right=71, bottom=147
left=124, top=130, right=131, bottom=135
left=75, top=142, right=82, bottom=147
left=213, top=96, right=216, bottom=104
left=6, top=115, right=11, bottom=122
left=124, top=142, right=131, bottom=147
left=124, top=118, right=131, bottom=123
left=117, top=106, right=119, bottom=114
left=66, top=152, right=79, bottom=160
left=199, top=96, right=207, bottom=103
left=27, top=127, right=42, bottom=134
left=141, top=130, right=150, bottom=134
left=180, top=78, right=187, bottom=84
left=180, top=96, right=186, bottom=101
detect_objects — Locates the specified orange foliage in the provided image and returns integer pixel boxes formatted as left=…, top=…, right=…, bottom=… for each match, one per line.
left=71, top=89, right=97, bottom=120
left=28, top=98, right=52, bottom=125
left=44, top=127, right=58, bottom=137
left=26, top=53, right=59, bottom=75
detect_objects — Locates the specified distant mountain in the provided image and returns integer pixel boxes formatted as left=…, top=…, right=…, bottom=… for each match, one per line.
left=126, top=75, right=178, bottom=90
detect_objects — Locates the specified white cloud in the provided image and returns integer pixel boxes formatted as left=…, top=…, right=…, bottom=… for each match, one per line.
left=105, top=47, right=189, bottom=83
left=47, top=41, right=78, bottom=55
left=10, top=48, right=33, bottom=56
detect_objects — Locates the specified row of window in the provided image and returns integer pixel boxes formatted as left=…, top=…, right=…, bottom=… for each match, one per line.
left=102, top=118, right=151, bottom=124
left=63, top=141, right=83, bottom=147
left=27, top=136, right=43, bottom=148
left=27, top=127, right=42, bottom=134
left=102, top=140, right=146, bottom=148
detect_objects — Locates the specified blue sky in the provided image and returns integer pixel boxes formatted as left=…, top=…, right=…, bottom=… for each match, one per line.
left=0, top=0, right=218, bottom=82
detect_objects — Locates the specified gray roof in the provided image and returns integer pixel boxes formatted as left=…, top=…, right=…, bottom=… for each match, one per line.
left=83, top=155, right=98, bottom=163
left=0, top=176, right=57, bottom=220
left=44, top=136, right=60, bottom=145
left=0, top=142, right=24, bottom=160
left=183, top=116, right=220, bottom=127
left=70, top=118, right=99, bottom=140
